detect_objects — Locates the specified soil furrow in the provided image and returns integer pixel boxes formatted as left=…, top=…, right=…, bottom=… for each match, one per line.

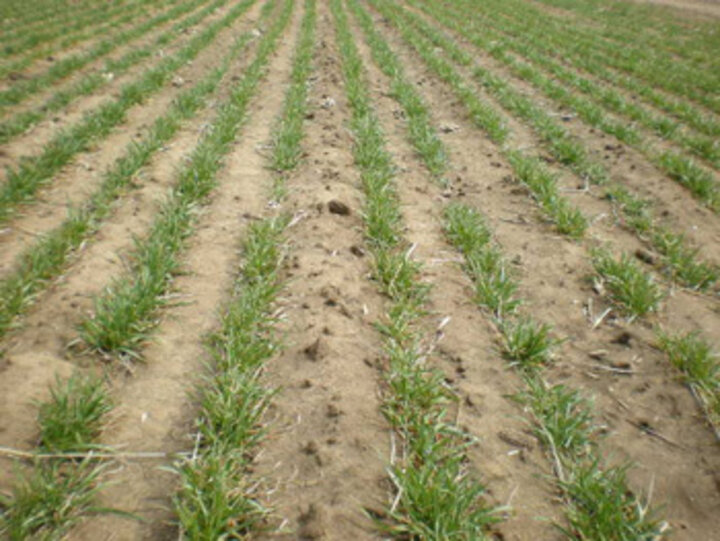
left=252, top=5, right=389, bottom=538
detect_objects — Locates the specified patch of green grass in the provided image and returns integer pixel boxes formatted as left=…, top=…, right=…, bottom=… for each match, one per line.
left=657, top=330, right=719, bottom=427
left=37, top=375, right=112, bottom=453
left=652, top=229, right=718, bottom=290
left=1, top=373, right=117, bottom=539
left=0, top=461, right=112, bottom=540
left=270, top=0, right=316, bottom=175
left=501, top=317, right=558, bottom=371
left=173, top=215, right=289, bottom=537
left=506, top=150, right=588, bottom=237
left=657, top=151, right=720, bottom=211
left=443, top=203, right=519, bottom=318
left=605, top=186, right=718, bottom=291
left=349, top=0, right=448, bottom=183
left=174, top=453, right=267, bottom=539
left=515, top=379, right=595, bottom=458
left=559, top=459, right=662, bottom=540
left=592, top=248, right=664, bottom=318
left=606, top=185, right=653, bottom=234
left=384, top=445, right=501, bottom=539
left=658, top=331, right=718, bottom=387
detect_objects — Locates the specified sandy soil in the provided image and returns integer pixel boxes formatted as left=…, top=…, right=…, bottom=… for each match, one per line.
left=1, top=0, right=719, bottom=539
left=634, top=0, right=720, bottom=18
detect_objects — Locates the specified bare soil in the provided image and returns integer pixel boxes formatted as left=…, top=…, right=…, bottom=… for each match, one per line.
left=1, top=0, right=719, bottom=540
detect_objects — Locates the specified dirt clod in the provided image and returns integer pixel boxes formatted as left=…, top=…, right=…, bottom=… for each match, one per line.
left=634, top=248, right=656, bottom=265
left=303, top=338, right=326, bottom=361
left=612, top=331, right=634, bottom=347
left=328, top=199, right=351, bottom=215
left=327, top=404, right=342, bottom=418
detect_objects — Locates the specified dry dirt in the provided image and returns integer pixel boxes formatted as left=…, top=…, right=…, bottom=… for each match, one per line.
left=634, top=0, right=720, bottom=18
left=1, top=0, right=719, bottom=540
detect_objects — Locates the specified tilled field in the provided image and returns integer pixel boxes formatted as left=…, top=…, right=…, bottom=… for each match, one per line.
left=1, top=0, right=719, bottom=539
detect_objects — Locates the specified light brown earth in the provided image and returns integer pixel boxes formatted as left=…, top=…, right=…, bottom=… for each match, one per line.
left=1, top=0, right=719, bottom=540
left=635, top=0, right=720, bottom=19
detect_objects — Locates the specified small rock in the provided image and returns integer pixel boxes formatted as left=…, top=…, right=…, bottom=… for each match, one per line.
left=321, top=96, right=336, bottom=108
left=328, top=199, right=350, bottom=216
left=349, top=245, right=365, bottom=257
left=440, top=122, right=459, bottom=133
left=171, top=76, right=184, bottom=87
